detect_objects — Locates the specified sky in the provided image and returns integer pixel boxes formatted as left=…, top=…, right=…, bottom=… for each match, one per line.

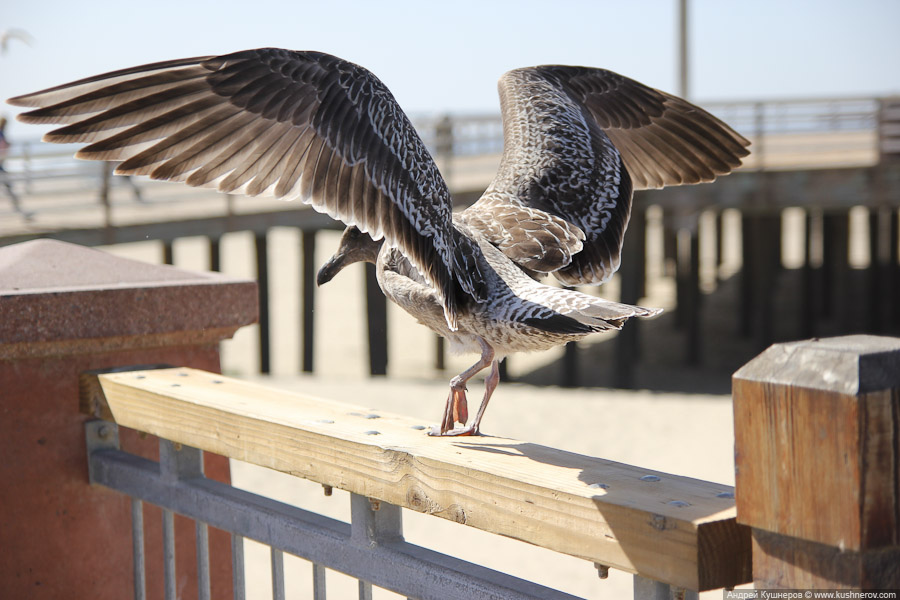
left=2, top=0, right=899, bottom=140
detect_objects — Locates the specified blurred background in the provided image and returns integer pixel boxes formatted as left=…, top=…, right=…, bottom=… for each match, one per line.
left=2, top=1, right=899, bottom=597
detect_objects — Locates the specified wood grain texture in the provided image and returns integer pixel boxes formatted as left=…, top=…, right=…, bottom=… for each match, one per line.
left=752, top=529, right=900, bottom=589
left=81, top=367, right=749, bottom=591
left=733, top=336, right=900, bottom=552
left=733, top=335, right=900, bottom=589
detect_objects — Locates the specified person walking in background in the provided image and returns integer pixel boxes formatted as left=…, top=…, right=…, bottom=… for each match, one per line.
left=0, top=116, right=31, bottom=219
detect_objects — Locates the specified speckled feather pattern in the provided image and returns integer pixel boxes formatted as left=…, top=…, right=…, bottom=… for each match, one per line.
left=9, top=48, right=749, bottom=350
left=9, top=48, right=488, bottom=329
left=468, top=68, right=631, bottom=285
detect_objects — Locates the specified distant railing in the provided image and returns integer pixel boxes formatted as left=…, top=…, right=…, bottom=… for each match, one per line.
left=2, top=96, right=899, bottom=387
left=413, top=96, right=887, bottom=173
left=2, top=94, right=892, bottom=209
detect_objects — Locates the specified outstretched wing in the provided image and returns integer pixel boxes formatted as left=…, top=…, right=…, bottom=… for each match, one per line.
left=467, top=65, right=750, bottom=286
left=8, top=48, right=487, bottom=327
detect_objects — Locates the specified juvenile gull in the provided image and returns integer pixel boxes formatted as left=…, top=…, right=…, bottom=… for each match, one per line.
left=8, top=49, right=750, bottom=435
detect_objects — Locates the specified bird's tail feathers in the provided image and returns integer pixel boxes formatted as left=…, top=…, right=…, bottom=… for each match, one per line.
left=573, top=297, right=662, bottom=331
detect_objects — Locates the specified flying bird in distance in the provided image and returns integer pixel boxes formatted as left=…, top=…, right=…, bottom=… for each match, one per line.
left=9, top=48, right=749, bottom=435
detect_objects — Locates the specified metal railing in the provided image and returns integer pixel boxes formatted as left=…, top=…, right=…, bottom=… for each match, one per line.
left=86, top=423, right=585, bottom=600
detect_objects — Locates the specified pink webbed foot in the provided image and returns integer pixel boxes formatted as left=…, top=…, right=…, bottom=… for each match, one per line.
left=430, top=387, right=469, bottom=436
left=427, top=338, right=497, bottom=437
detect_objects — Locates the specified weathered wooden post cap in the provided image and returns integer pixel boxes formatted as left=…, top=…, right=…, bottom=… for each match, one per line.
left=0, top=238, right=258, bottom=358
left=732, top=334, right=900, bottom=588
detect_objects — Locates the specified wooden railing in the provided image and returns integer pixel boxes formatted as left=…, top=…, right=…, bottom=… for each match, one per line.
left=80, top=366, right=749, bottom=598
left=74, top=332, right=900, bottom=597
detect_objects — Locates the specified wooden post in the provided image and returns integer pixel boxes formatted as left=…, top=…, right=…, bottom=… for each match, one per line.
left=739, top=211, right=754, bottom=338
left=301, top=229, right=316, bottom=373
left=255, top=231, right=270, bottom=374
left=732, top=335, right=900, bottom=589
left=208, top=235, right=222, bottom=272
left=614, top=205, right=646, bottom=388
left=365, top=262, right=388, bottom=376
left=162, top=239, right=174, bottom=265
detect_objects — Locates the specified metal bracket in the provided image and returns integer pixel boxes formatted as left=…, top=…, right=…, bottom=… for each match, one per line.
left=85, top=419, right=120, bottom=485
left=350, top=493, right=404, bottom=547
left=633, top=575, right=698, bottom=600
left=159, top=438, right=204, bottom=482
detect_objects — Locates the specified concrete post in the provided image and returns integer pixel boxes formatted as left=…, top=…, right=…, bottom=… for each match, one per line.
left=0, top=239, right=257, bottom=599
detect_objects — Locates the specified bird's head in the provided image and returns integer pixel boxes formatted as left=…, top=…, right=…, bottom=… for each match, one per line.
left=316, top=226, right=383, bottom=286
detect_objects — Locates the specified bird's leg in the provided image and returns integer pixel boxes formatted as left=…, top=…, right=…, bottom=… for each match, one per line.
left=466, top=358, right=501, bottom=435
left=439, top=359, right=500, bottom=437
left=430, top=337, right=495, bottom=436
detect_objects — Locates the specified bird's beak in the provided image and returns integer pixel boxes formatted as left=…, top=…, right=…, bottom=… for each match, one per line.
left=316, top=251, right=349, bottom=286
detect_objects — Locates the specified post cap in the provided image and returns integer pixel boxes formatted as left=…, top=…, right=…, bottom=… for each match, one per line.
left=0, top=239, right=257, bottom=358
left=733, top=335, right=900, bottom=394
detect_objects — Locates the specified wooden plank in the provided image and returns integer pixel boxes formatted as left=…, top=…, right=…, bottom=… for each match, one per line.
left=81, top=367, right=749, bottom=592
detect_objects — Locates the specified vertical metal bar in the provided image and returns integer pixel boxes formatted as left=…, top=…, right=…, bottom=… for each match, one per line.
left=754, top=101, right=766, bottom=169
left=311, top=563, right=327, bottom=600
left=256, top=231, right=271, bottom=374
left=231, top=534, right=246, bottom=600
left=131, top=498, right=146, bottom=600
left=163, top=509, right=176, bottom=600
left=364, top=262, right=388, bottom=376
left=159, top=439, right=205, bottom=600
left=196, top=521, right=210, bottom=600
left=677, top=0, right=689, bottom=99
left=350, top=494, right=403, bottom=599
left=301, top=229, right=316, bottom=373
left=270, top=548, right=285, bottom=600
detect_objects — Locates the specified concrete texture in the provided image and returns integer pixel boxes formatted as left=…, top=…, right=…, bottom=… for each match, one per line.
left=0, top=239, right=258, bottom=599
left=0, top=239, right=258, bottom=358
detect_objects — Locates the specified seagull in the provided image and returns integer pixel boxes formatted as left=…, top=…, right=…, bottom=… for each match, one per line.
left=0, top=28, right=34, bottom=55
left=8, top=48, right=749, bottom=435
